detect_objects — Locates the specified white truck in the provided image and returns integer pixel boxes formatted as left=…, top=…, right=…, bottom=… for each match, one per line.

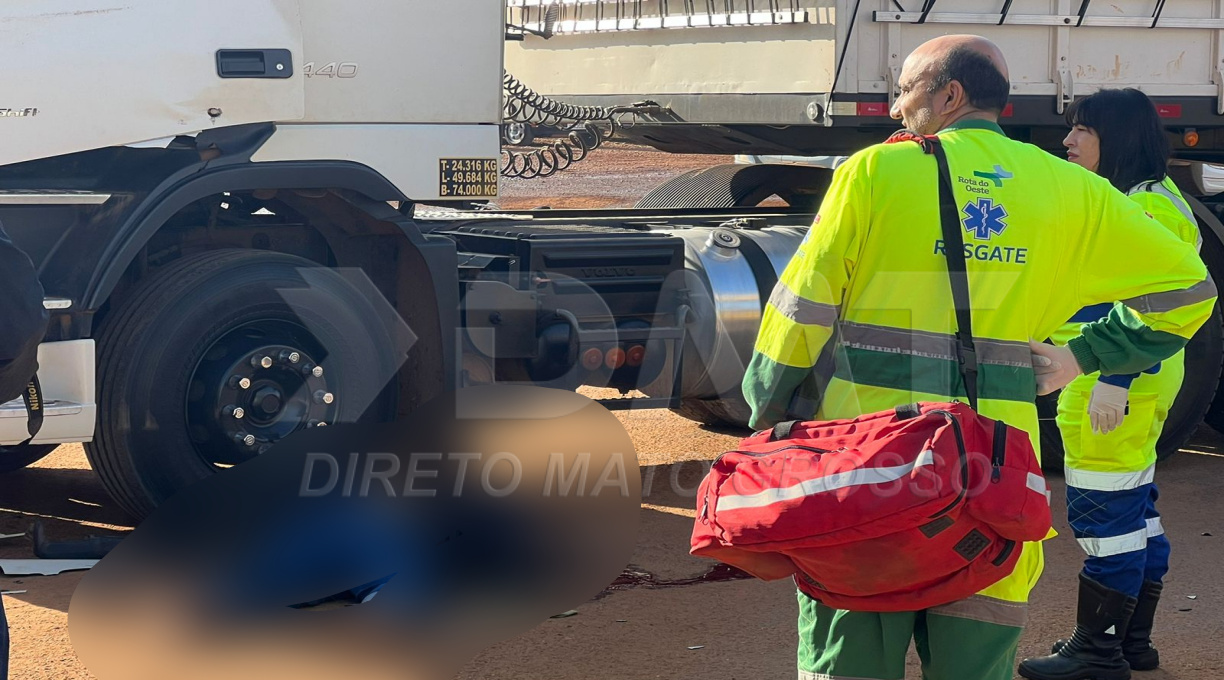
left=0, top=0, right=1219, bottom=517
left=506, top=0, right=1224, bottom=461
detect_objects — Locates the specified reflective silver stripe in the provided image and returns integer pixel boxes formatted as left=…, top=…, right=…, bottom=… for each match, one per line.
left=928, top=594, right=1029, bottom=628
left=717, top=450, right=935, bottom=513
left=1064, top=465, right=1155, bottom=491
left=769, top=283, right=839, bottom=327
left=1078, top=527, right=1149, bottom=557
left=1122, top=278, right=1218, bottom=314
left=976, top=338, right=1036, bottom=367
left=837, top=321, right=1031, bottom=367
left=1130, top=179, right=1196, bottom=224
left=1146, top=517, right=1165, bottom=538
left=1027, top=472, right=1047, bottom=496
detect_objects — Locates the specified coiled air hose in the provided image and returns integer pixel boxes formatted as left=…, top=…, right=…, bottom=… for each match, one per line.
left=501, top=71, right=620, bottom=179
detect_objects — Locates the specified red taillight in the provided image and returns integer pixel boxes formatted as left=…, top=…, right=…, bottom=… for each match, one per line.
left=857, top=102, right=889, bottom=117
left=605, top=348, right=627, bottom=370
left=626, top=345, right=646, bottom=367
left=582, top=348, right=604, bottom=371
left=1001, top=103, right=1014, bottom=118
left=1157, top=104, right=1182, bottom=119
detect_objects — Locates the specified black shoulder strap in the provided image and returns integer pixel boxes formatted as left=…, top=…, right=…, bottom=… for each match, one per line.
left=21, top=375, right=43, bottom=444
left=771, top=420, right=800, bottom=442
left=927, top=137, right=980, bottom=411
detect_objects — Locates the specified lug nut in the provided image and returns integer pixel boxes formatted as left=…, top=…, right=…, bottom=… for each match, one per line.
left=229, top=376, right=252, bottom=390
left=280, top=350, right=302, bottom=364
left=309, top=420, right=328, bottom=428
left=312, top=365, right=324, bottom=378
left=231, top=406, right=245, bottom=419
left=314, top=391, right=335, bottom=405
left=235, top=433, right=256, bottom=447
left=252, top=355, right=273, bottom=369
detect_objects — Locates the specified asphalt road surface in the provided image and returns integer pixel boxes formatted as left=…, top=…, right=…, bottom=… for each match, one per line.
left=0, top=145, right=1220, bottom=679
left=1, top=411, right=1221, bottom=679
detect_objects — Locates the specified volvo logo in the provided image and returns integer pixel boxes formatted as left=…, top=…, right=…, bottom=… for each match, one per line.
left=580, top=267, right=637, bottom=278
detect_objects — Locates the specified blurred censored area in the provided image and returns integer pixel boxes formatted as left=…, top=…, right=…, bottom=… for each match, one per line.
left=68, top=386, right=640, bottom=680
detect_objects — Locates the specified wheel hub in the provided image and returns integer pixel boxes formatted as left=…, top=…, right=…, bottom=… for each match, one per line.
left=186, top=324, right=338, bottom=467
left=251, top=386, right=284, bottom=418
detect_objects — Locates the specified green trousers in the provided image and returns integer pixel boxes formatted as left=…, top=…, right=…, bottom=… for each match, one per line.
left=797, top=590, right=1026, bottom=680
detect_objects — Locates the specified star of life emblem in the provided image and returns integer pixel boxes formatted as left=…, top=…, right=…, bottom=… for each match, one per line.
left=962, top=198, right=1008, bottom=240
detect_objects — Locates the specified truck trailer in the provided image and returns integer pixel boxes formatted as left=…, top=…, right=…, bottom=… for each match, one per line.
left=505, top=0, right=1224, bottom=462
left=0, top=0, right=1220, bottom=517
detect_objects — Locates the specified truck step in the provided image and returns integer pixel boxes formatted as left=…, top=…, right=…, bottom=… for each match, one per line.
left=0, top=191, right=111, bottom=205
left=0, top=398, right=83, bottom=419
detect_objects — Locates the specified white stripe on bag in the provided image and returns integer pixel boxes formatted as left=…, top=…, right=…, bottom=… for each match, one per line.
left=1027, top=472, right=1047, bottom=496
left=716, top=449, right=936, bottom=513
left=1077, top=528, right=1149, bottom=557
left=1064, top=465, right=1155, bottom=492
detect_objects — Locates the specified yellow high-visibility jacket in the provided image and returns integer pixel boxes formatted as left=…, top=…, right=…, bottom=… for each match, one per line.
left=743, top=119, right=1216, bottom=604
left=1052, top=174, right=1203, bottom=485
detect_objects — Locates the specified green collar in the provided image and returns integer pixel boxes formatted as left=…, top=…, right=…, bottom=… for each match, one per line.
left=940, top=118, right=1005, bottom=135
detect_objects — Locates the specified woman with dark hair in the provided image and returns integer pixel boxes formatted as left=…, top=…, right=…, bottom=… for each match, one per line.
left=1019, top=88, right=1200, bottom=680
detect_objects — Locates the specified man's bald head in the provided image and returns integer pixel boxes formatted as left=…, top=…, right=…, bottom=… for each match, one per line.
left=891, top=34, right=1012, bottom=133
left=908, top=35, right=1009, bottom=81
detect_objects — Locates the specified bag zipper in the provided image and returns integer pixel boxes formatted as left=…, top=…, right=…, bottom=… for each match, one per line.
left=712, top=442, right=834, bottom=467
left=991, top=419, right=1008, bottom=484
left=927, top=410, right=970, bottom=518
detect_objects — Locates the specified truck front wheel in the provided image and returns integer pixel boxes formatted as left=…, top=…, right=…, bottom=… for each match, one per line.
left=86, top=250, right=402, bottom=519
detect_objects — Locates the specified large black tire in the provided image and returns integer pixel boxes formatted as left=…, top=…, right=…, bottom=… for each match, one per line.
left=0, top=443, right=57, bottom=473
left=635, top=163, right=833, bottom=212
left=85, top=250, right=402, bottom=519
left=1196, top=221, right=1224, bottom=434
left=1037, top=394, right=1066, bottom=471
left=668, top=395, right=754, bottom=429
left=637, top=163, right=832, bottom=430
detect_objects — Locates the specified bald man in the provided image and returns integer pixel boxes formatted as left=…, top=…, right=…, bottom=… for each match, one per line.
left=742, top=35, right=1214, bottom=680
left=891, top=35, right=1009, bottom=135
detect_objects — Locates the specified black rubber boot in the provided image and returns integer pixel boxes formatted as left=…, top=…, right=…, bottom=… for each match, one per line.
left=1050, top=580, right=1163, bottom=670
left=1122, top=580, right=1162, bottom=671
left=1018, top=574, right=1137, bottom=680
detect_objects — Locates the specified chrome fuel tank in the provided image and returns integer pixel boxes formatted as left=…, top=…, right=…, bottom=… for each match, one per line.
left=651, top=223, right=807, bottom=412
